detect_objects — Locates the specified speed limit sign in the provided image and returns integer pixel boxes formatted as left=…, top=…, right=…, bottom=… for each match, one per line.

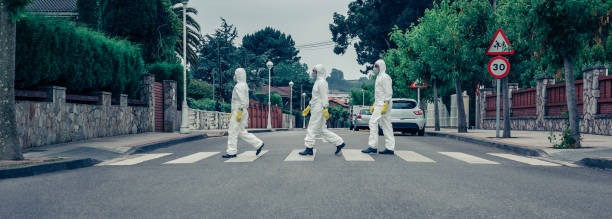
left=488, top=56, right=510, bottom=78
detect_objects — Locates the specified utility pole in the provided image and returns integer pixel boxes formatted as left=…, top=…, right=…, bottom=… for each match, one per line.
left=217, top=40, right=221, bottom=111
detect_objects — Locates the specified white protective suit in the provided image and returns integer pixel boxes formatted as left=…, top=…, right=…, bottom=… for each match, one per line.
left=226, top=68, right=263, bottom=155
left=304, top=64, right=344, bottom=148
left=368, top=60, right=395, bottom=150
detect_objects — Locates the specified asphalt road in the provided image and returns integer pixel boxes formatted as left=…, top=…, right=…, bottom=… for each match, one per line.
left=1, top=129, right=611, bottom=218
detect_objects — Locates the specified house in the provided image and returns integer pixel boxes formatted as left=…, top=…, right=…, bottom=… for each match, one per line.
left=328, top=97, right=349, bottom=110
left=255, top=85, right=293, bottom=110
left=26, top=0, right=79, bottom=18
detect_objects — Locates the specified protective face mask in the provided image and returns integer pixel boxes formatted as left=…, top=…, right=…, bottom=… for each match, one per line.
left=373, top=67, right=380, bottom=75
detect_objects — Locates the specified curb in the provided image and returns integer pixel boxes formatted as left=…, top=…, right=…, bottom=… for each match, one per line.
left=579, top=158, right=612, bottom=169
left=128, top=133, right=209, bottom=154
left=0, top=158, right=99, bottom=180
left=249, top=128, right=290, bottom=133
left=426, top=132, right=544, bottom=156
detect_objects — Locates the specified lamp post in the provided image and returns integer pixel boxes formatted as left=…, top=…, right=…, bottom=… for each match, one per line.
left=266, top=61, right=273, bottom=129
left=302, top=92, right=306, bottom=128
left=289, top=81, right=294, bottom=128
left=361, top=89, right=365, bottom=106
left=179, top=0, right=191, bottom=134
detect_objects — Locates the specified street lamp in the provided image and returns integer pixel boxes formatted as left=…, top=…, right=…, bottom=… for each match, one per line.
left=289, top=81, right=294, bottom=128
left=266, top=61, right=273, bottom=129
left=361, top=88, right=365, bottom=106
left=302, top=92, right=306, bottom=129
left=179, top=0, right=191, bottom=134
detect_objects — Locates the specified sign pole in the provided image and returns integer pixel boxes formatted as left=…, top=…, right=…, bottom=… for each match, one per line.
left=417, top=88, right=420, bottom=105
left=496, top=79, right=501, bottom=138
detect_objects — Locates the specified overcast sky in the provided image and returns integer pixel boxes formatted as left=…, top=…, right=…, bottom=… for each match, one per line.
left=190, top=0, right=366, bottom=80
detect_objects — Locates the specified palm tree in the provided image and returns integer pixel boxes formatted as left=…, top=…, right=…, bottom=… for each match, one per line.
left=171, top=0, right=203, bottom=66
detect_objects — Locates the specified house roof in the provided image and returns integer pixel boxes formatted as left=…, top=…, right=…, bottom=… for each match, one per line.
left=328, top=97, right=349, bottom=107
left=26, top=0, right=78, bottom=13
left=256, top=86, right=291, bottom=98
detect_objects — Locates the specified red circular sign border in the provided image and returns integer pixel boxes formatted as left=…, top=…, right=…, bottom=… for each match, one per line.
left=488, top=56, right=510, bottom=79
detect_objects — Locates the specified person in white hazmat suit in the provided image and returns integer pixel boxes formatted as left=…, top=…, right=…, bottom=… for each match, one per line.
left=362, top=59, right=395, bottom=155
left=299, top=64, right=346, bottom=156
left=222, top=68, right=265, bottom=158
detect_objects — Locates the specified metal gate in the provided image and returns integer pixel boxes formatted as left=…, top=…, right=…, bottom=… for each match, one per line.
left=154, top=82, right=164, bottom=132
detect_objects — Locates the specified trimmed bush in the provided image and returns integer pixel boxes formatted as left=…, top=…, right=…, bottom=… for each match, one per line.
left=16, top=16, right=144, bottom=97
left=188, top=79, right=213, bottom=100
left=188, top=98, right=230, bottom=113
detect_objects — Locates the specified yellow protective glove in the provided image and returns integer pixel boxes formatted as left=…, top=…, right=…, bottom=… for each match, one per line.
left=229, top=112, right=232, bottom=120
left=369, top=105, right=374, bottom=114
left=302, top=106, right=311, bottom=117
left=236, top=110, right=243, bottom=122
left=381, top=102, right=389, bottom=115
left=323, top=108, right=330, bottom=120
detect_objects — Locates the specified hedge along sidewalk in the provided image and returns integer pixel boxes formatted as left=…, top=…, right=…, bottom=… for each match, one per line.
left=426, top=128, right=612, bottom=169
left=1, top=128, right=290, bottom=179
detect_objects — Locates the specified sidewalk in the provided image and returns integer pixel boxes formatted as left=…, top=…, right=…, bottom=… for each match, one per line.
left=2, top=128, right=289, bottom=179
left=427, top=128, right=612, bottom=168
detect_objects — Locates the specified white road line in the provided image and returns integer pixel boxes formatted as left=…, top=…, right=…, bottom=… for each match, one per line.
left=396, top=151, right=436, bottom=163
left=487, top=153, right=561, bottom=166
left=101, top=153, right=172, bottom=166
left=284, top=149, right=317, bottom=161
left=342, top=149, right=375, bottom=161
left=164, top=152, right=220, bottom=164
left=225, top=150, right=268, bottom=163
left=438, top=152, right=500, bottom=164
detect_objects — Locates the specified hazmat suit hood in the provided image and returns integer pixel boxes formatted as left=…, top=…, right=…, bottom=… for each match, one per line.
left=373, top=59, right=386, bottom=75
left=313, top=64, right=327, bottom=81
left=234, top=68, right=247, bottom=83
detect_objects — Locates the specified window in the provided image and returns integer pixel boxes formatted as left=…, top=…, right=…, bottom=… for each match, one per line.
left=359, top=109, right=371, bottom=115
left=392, top=100, right=417, bottom=109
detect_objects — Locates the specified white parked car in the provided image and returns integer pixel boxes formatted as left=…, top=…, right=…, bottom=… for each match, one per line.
left=380, top=98, right=426, bottom=136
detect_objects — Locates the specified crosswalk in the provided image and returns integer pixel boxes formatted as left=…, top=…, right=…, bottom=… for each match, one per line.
left=97, top=149, right=568, bottom=167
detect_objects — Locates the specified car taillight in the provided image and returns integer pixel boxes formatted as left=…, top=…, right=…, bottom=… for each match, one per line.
left=413, top=110, right=423, bottom=115
left=357, top=115, right=362, bottom=119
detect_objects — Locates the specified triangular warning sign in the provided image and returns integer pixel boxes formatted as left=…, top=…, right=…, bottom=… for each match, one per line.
left=410, top=79, right=427, bottom=88
left=486, top=29, right=514, bottom=55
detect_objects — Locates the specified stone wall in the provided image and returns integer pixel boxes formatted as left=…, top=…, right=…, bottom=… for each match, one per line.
left=187, top=109, right=230, bottom=130
left=482, top=115, right=612, bottom=135
left=282, top=113, right=295, bottom=128
left=15, top=86, right=153, bottom=149
left=186, top=108, right=295, bottom=130
left=478, top=66, right=612, bottom=135
left=425, top=101, right=450, bottom=128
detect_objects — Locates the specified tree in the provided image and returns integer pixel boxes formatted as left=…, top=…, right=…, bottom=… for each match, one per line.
left=530, top=0, right=606, bottom=147
left=193, top=18, right=240, bottom=102
left=242, top=27, right=300, bottom=64
left=1, top=0, right=29, bottom=160
left=349, top=83, right=374, bottom=106
left=171, top=0, right=203, bottom=66
left=101, top=0, right=181, bottom=64
left=330, top=0, right=433, bottom=72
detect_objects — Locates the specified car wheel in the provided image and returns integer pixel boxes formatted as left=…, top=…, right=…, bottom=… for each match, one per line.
left=418, top=128, right=425, bottom=136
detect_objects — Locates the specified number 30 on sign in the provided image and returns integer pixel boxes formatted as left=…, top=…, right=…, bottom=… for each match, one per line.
left=488, top=56, right=510, bottom=78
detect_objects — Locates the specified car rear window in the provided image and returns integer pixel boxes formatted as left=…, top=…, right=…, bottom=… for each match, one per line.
left=359, top=109, right=371, bottom=115
left=392, top=100, right=417, bottom=109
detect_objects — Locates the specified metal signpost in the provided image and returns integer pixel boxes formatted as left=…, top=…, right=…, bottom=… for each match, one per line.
left=486, top=29, right=514, bottom=138
left=410, top=79, right=428, bottom=105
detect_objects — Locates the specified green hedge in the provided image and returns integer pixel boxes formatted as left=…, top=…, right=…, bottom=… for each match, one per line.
left=16, top=16, right=144, bottom=97
left=188, top=98, right=230, bottom=113
left=188, top=79, right=213, bottom=100
left=253, top=93, right=282, bottom=107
